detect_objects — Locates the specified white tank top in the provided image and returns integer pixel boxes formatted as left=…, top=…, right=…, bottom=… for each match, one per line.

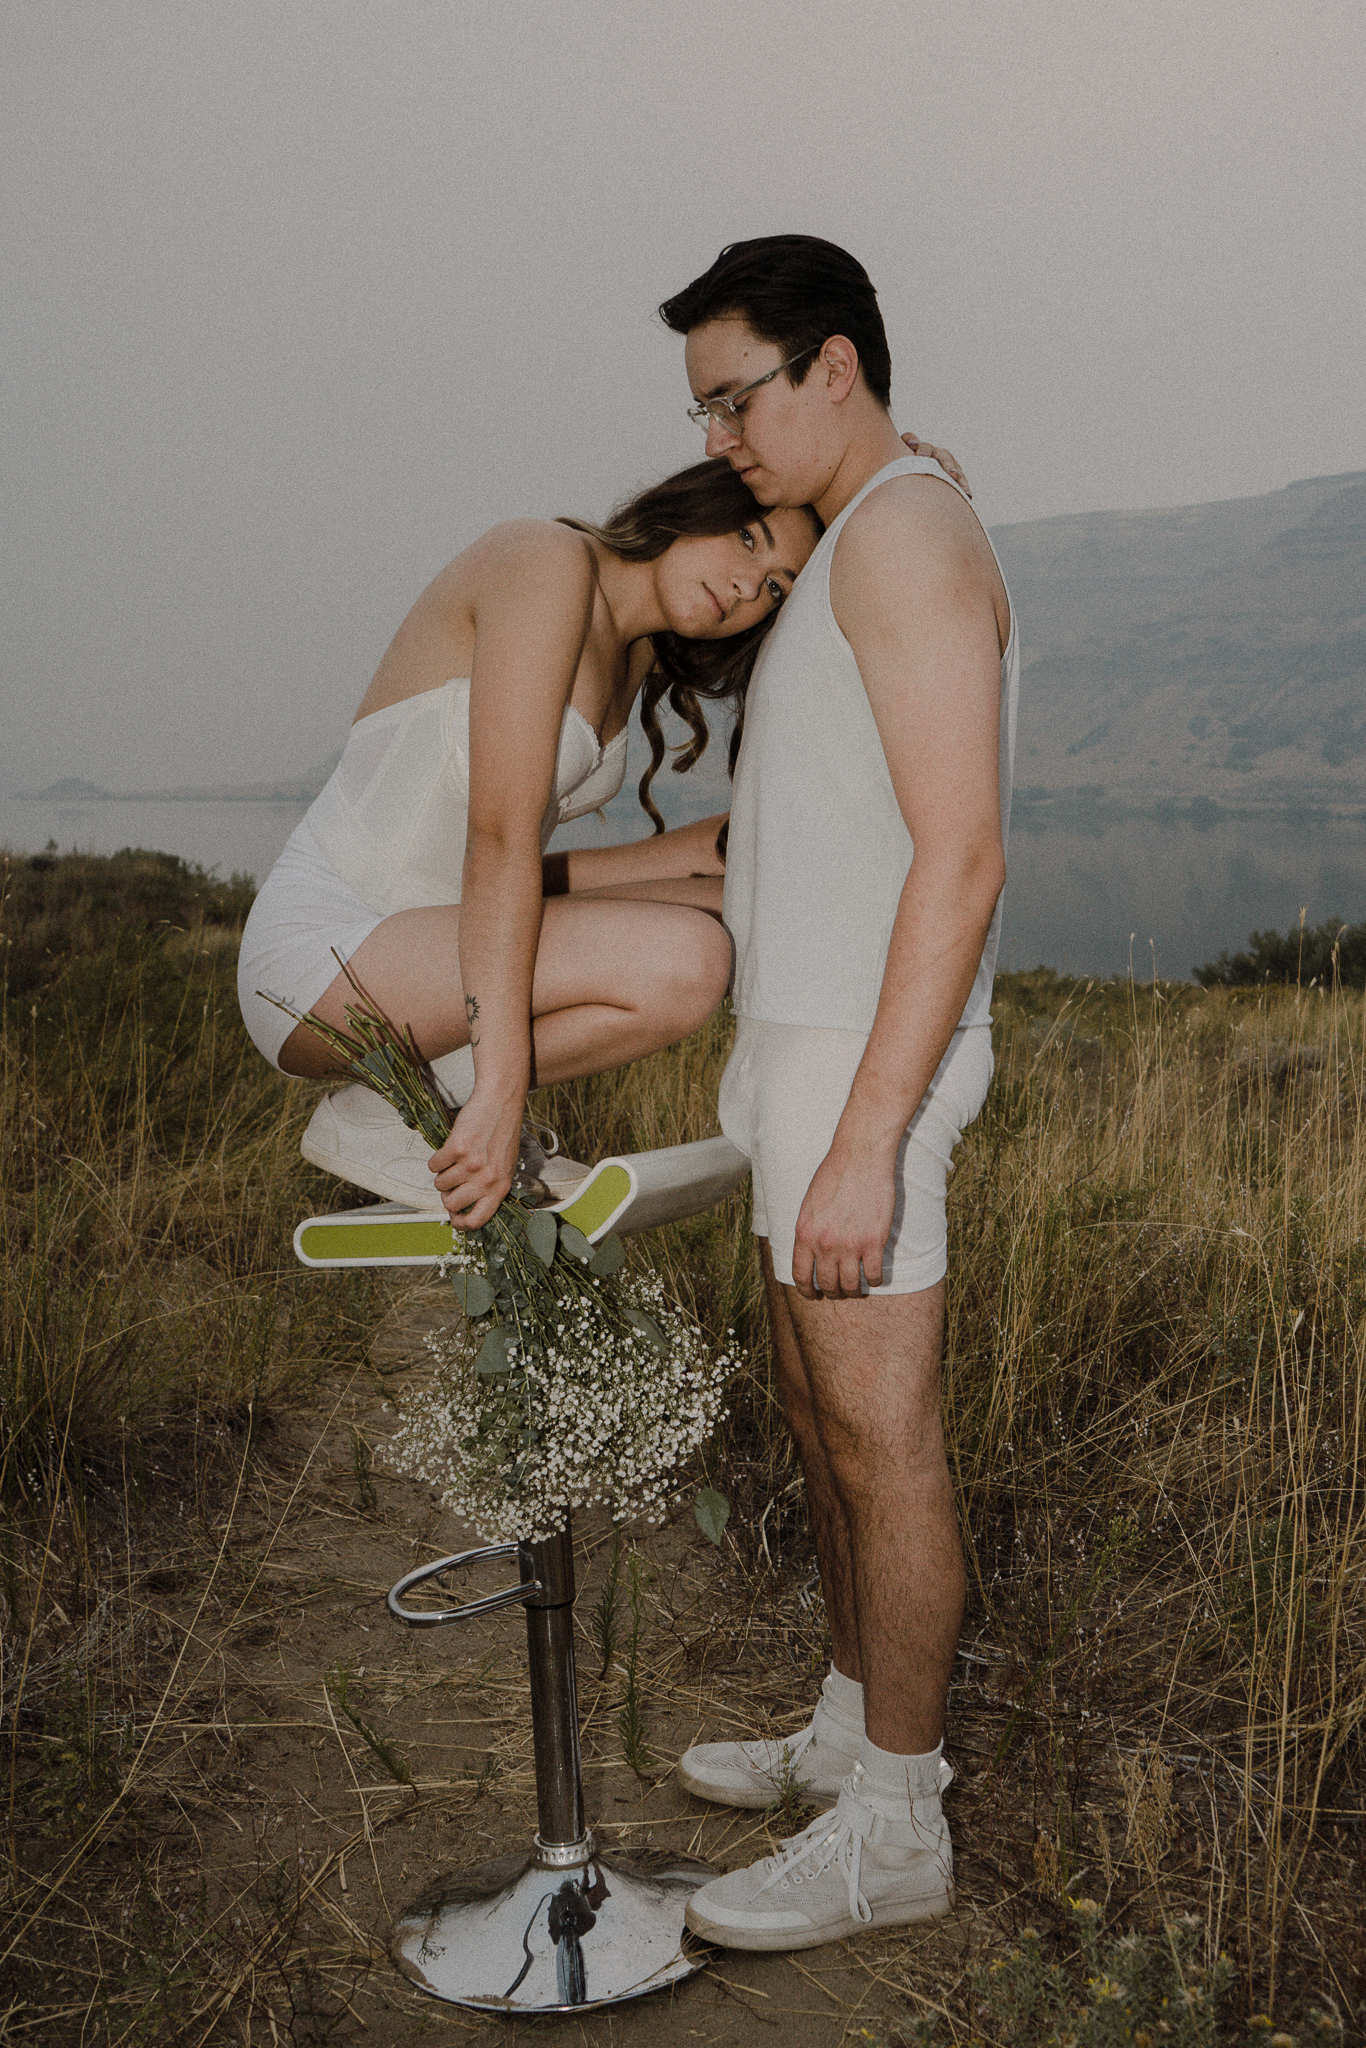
left=723, top=454, right=1019, bottom=1032
left=304, top=678, right=628, bottom=918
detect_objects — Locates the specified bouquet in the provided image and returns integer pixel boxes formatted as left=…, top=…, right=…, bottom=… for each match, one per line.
left=272, top=962, right=734, bottom=1542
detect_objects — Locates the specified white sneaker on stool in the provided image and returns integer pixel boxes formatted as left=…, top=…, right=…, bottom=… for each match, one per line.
left=678, top=1680, right=862, bottom=1808
left=683, top=1760, right=954, bottom=1952
left=301, top=1086, right=446, bottom=1208
left=301, top=1086, right=592, bottom=1212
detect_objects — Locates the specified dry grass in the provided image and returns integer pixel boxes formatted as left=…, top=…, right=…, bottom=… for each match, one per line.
left=1, top=849, right=1361, bottom=2042
left=929, top=971, right=1365, bottom=2036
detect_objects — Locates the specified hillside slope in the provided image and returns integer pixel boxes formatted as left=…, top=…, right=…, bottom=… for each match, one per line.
left=993, top=471, right=1366, bottom=816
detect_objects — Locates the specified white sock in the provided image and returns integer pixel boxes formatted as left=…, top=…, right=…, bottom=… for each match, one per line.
left=429, top=1047, right=476, bottom=1105
left=821, top=1665, right=865, bottom=1734
left=859, top=1735, right=944, bottom=1808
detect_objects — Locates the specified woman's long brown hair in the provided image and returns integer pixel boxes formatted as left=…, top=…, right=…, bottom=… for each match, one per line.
left=560, top=461, right=821, bottom=845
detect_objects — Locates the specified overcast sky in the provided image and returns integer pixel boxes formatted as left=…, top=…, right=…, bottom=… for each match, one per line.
left=4, top=0, right=1363, bottom=793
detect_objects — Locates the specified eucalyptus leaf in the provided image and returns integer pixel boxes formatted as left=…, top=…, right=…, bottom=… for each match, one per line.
left=588, top=1232, right=626, bottom=1278
left=694, top=1488, right=731, bottom=1546
left=449, top=1269, right=496, bottom=1319
left=623, top=1307, right=669, bottom=1355
left=559, top=1223, right=594, bottom=1264
left=473, top=1326, right=514, bottom=1380
left=524, top=1207, right=558, bottom=1268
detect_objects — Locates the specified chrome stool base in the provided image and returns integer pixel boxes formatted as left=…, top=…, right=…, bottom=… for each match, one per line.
left=391, top=1841, right=710, bottom=2012
left=387, top=1523, right=711, bottom=2014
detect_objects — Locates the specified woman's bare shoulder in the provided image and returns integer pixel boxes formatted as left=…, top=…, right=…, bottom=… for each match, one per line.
left=461, top=517, right=597, bottom=584
left=359, top=523, right=598, bottom=719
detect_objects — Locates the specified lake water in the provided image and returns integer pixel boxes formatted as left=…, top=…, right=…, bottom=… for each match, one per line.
left=3, top=784, right=1361, bottom=985
left=1000, top=806, right=1365, bottom=981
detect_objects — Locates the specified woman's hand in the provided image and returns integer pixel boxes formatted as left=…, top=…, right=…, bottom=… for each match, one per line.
left=428, top=1082, right=525, bottom=1229
left=901, top=432, right=971, bottom=497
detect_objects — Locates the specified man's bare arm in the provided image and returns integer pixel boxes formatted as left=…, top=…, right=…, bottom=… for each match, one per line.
left=790, top=477, right=1008, bottom=1300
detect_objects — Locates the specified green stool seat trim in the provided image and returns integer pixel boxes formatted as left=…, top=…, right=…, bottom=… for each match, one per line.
left=553, top=1162, right=633, bottom=1241
left=291, top=1159, right=643, bottom=1270
left=295, top=1212, right=454, bottom=1268
left=290, top=1137, right=749, bottom=1271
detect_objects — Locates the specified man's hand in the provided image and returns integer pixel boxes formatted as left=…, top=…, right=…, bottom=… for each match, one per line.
left=901, top=431, right=971, bottom=497
left=791, top=1127, right=899, bottom=1300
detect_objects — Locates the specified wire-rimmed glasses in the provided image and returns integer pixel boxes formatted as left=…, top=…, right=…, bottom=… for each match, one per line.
left=686, top=345, right=820, bottom=433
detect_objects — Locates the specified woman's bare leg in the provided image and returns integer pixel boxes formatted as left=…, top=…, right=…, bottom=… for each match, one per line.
left=277, top=894, right=731, bottom=1082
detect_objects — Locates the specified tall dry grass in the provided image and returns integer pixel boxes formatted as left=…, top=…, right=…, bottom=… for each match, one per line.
left=939, top=971, right=1364, bottom=2025
left=2, top=846, right=1360, bottom=2036
left=555, top=961, right=1364, bottom=2024
left=0, top=852, right=385, bottom=2039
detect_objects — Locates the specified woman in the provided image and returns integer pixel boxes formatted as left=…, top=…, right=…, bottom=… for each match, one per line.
left=239, top=441, right=961, bottom=1228
left=239, top=460, right=819, bottom=1227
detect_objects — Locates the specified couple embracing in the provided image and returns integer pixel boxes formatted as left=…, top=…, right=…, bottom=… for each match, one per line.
left=238, top=234, right=1018, bottom=1952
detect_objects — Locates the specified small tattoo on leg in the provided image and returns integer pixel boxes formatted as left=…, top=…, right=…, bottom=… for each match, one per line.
left=465, top=993, right=480, bottom=1047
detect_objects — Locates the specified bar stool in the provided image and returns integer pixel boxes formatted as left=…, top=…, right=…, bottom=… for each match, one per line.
left=293, top=1135, right=748, bottom=2013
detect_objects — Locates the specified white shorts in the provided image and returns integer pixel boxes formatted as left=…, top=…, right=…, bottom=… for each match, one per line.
left=236, top=820, right=386, bottom=1069
left=718, top=1018, right=994, bottom=1296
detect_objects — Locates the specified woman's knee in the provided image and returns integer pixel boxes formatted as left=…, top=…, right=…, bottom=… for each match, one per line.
left=649, top=911, right=731, bottom=1030
left=689, top=913, right=734, bottom=1014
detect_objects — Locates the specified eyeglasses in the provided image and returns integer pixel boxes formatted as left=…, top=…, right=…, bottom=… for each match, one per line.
left=686, top=345, right=820, bottom=433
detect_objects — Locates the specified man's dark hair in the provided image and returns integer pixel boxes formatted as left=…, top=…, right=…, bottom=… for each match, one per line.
left=659, top=235, right=891, bottom=409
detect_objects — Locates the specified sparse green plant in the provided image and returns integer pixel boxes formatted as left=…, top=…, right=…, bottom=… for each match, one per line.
left=590, top=1526, right=623, bottom=1678
left=324, top=1665, right=411, bottom=1786
left=470, top=1749, right=504, bottom=1795
left=990, top=1514, right=1138, bottom=1775
left=27, top=1665, right=126, bottom=1828
left=617, top=1550, right=651, bottom=1777
left=767, top=1742, right=814, bottom=1837
left=1226, top=1512, right=1323, bottom=1667
left=350, top=1424, right=378, bottom=1515
left=903, top=1905, right=1235, bottom=2048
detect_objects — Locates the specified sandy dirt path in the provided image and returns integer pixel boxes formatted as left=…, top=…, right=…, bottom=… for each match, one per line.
left=126, top=1277, right=984, bottom=2046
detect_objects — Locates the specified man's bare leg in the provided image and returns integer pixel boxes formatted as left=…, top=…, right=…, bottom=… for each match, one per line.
left=782, top=1277, right=963, bottom=1755
left=760, top=1244, right=861, bottom=1684
left=683, top=1270, right=960, bottom=1942
left=673, top=1245, right=873, bottom=1811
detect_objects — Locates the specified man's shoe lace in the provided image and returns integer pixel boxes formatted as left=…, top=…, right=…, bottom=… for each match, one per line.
left=757, top=1778, right=878, bottom=1926
left=759, top=1764, right=948, bottom=1925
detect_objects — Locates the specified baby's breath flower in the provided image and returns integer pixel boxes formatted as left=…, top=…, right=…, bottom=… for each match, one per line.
left=385, top=1266, right=734, bottom=1540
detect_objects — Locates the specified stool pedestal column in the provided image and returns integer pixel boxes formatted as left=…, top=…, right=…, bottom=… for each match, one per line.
left=387, top=1519, right=709, bottom=2013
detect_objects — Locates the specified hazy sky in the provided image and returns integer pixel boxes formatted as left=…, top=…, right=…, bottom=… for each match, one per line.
left=4, top=0, right=1364, bottom=792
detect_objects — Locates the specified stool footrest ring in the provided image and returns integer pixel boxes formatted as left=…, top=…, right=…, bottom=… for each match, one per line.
left=387, top=1542, right=540, bottom=1627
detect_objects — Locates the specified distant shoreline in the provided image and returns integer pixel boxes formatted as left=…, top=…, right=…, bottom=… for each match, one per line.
left=1011, top=790, right=1366, bottom=830
left=15, top=785, right=1366, bottom=831
left=16, top=784, right=320, bottom=806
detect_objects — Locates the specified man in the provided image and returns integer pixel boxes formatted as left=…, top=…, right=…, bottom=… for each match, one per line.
left=661, top=237, right=1017, bottom=1951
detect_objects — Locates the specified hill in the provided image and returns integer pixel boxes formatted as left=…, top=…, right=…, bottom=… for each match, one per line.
left=992, top=470, right=1366, bottom=820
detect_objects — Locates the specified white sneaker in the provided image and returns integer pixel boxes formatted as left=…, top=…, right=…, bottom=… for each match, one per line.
left=537, top=1154, right=592, bottom=1202
left=301, top=1086, right=591, bottom=1212
left=301, top=1085, right=446, bottom=1208
left=678, top=1685, right=862, bottom=1809
left=683, top=1761, right=954, bottom=1952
